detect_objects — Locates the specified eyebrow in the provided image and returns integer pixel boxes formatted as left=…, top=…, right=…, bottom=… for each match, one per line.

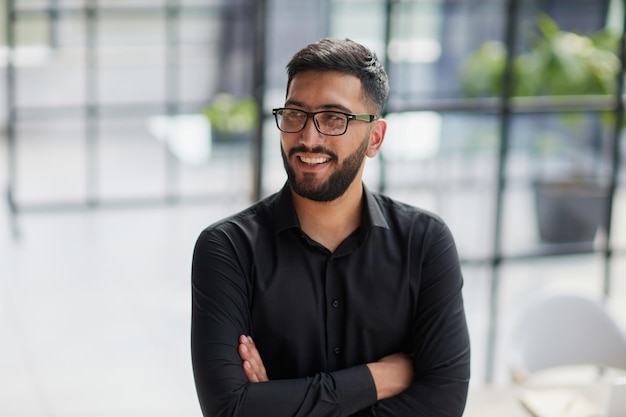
left=284, top=100, right=353, bottom=114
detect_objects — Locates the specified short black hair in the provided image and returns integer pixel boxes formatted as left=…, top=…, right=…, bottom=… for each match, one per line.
left=285, top=38, right=389, bottom=114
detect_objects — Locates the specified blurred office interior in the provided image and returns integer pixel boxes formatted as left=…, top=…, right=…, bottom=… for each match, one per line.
left=1, top=0, right=625, bottom=415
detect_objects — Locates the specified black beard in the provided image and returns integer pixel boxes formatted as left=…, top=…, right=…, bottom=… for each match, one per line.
left=281, top=138, right=369, bottom=202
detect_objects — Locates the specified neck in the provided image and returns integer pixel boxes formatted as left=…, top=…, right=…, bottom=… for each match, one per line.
left=291, top=181, right=364, bottom=252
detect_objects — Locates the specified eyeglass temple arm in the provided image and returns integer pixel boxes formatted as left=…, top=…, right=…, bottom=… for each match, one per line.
left=351, top=114, right=377, bottom=122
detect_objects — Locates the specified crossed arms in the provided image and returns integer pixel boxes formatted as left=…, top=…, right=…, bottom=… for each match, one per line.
left=239, top=334, right=414, bottom=401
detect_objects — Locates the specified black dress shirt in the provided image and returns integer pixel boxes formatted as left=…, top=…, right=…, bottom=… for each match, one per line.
left=191, top=183, right=470, bottom=417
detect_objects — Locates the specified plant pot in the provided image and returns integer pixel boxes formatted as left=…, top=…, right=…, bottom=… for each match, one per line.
left=533, top=178, right=608, bottom=244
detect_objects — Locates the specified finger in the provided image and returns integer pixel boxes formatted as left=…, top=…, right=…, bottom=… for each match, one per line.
left=239, top=336, right=260, bottom=364
left=238, top=343, right=259, bottom=382
left=238, top=336, right=268, bottom=382
left=243, top=360, right=260, bottom=383
left=246, top=336, right=268, bottom=380
left=238, top=339, right=252, bottom=361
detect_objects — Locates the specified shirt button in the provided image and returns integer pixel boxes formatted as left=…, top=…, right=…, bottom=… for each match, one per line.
left=332, top=300, right=339, bottom=308
left=334, top=347, right=340, bottom=355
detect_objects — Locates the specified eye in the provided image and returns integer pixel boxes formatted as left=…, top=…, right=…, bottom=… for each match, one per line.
left=283, top=109, right=305, bottom=120
left=320, top=112, right=344, bottom=123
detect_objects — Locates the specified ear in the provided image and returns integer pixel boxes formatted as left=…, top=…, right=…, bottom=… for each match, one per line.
left=366, top=118, right=386, bottom=158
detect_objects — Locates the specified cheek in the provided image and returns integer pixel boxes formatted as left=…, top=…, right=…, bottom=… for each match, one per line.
left=280, top=133, right=297, bottom=147
left=279, top=135, right=291, bottom=152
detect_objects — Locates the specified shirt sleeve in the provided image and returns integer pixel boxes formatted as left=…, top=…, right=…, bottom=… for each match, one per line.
left=354, top=219, right=471, bottom=417
left=191, top=226, right=378, bottom=417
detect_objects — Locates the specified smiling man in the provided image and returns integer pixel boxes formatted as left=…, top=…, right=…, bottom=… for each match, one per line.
left=191, top=38, right=471, bottom=417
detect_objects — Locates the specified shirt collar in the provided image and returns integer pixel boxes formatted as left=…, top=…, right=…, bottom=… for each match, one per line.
left=362, top=185, right=390, bottom=230
left=274, top=183, right=301, bottom=234
left=274, top=182, right=390, bottom=234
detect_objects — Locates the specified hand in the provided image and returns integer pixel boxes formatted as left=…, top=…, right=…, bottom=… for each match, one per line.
left=366, top=352, right=414, bottom=401
left=238, top=335, right=268, bottom=383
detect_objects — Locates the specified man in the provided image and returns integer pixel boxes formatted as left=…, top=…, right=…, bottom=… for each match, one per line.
left=191, top=38, right=470, bottom=417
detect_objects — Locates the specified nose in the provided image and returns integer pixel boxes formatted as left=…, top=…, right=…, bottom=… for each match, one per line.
left=299, top=115, right=324, bottom=145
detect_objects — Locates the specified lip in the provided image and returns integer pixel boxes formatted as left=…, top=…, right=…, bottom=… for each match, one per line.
left=294, top=153, right=331, bottom=171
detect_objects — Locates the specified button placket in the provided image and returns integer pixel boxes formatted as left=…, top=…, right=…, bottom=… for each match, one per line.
left=325, top=256, right=344, bottom=367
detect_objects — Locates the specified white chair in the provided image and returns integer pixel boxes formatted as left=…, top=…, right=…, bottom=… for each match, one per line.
left=510, top=293, right=626, bottom=384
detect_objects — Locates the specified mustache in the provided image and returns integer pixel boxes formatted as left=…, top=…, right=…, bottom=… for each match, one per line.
left=288, top=145, right=338, bottom=160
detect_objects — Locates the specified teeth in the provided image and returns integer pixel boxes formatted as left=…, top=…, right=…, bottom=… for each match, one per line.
left=300, top=156, right=328, bottom=164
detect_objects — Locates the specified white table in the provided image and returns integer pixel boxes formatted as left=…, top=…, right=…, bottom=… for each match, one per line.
left=463, top=383, right=612, bottom=417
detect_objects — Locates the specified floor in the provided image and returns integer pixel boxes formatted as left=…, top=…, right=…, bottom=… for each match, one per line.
left=0, top=190, right=239, bottom=417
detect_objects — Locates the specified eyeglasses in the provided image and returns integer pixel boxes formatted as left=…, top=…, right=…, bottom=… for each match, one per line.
left=272, top=107, right=378, bottom=136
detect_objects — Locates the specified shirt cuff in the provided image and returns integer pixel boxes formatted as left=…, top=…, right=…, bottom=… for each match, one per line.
left=332, top=365, right=377, bottom=415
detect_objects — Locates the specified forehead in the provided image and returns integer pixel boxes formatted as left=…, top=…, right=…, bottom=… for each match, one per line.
left=286, top=70, right=365, bottom=110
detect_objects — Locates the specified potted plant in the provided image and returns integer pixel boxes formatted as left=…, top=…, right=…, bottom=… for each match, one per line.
left=460, top=15, right=621, bottom=244
left=202, top=93, right=258, bottom=143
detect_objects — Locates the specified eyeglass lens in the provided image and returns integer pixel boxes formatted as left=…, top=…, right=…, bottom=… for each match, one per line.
left=276, top=109, right=347, bottom=135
